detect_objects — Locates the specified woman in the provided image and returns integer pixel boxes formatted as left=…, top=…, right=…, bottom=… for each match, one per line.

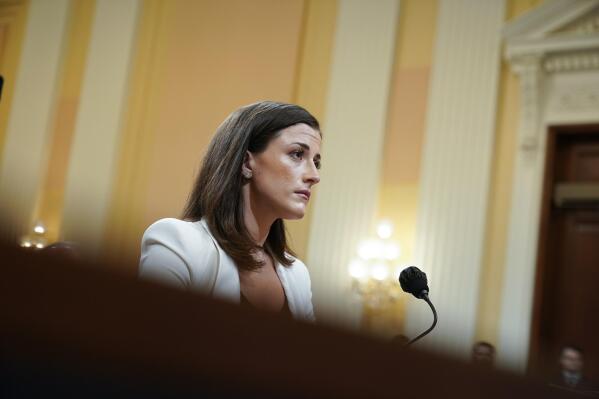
left=139, top=101, right=321, bottom=322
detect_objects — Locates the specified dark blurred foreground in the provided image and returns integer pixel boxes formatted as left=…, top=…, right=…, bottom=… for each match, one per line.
left=0, top=242, right=588, bottom=398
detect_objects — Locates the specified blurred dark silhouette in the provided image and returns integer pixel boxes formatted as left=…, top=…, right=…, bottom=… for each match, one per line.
left=390, top=334, right=410, bottom=347
left=549, top=345, right=599, bottom=395
left=472, top=341, right=496, bottom=368
left=0, top=239, right=584, bottom=398
left=40, top=241, right=81, bottom=260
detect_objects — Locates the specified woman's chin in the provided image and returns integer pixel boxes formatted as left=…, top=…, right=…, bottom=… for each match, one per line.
left=283, top=206, right=306, bottom=220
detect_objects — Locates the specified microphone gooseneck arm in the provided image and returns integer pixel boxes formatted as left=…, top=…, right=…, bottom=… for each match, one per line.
left=406, top=291, right=438, bottom=347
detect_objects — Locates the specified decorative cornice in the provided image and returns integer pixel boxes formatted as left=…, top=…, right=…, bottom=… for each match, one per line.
left=503, top=0, right=599, bottom=61
left=505, top=33, right=599, bottom=60
left=557, top=6, right=599, bottom=34
left=504, top=2, right=599, bottom=152
left=544, top=50, right=599, bottom=72
left=503, top=0, right=599, bottom=40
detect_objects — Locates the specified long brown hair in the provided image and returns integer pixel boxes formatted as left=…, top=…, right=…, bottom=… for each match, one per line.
left=182, top=101, right=320, bottom=271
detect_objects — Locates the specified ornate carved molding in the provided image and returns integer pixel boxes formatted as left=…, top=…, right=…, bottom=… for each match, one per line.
left=552, top=83, right=599, bottom=112
left=511, top=55, right=544, bottom=151
left=544, top=50, right=599, bottom=72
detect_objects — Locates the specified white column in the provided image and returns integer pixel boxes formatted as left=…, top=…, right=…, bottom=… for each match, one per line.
left=61, top=0, right=140, bottom=253
left=497, top=55, right=545, bottom=372
left=0, top=0, right=69, bottom=240
left=405, top=0, right=505, bottom=356
left=306, top=0, right=400, bottom=328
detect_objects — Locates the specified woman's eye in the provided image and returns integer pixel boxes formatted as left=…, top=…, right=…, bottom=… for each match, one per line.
left=314, top=160, right=321, bottom=170
left=291, top=150, right=304, bottom=159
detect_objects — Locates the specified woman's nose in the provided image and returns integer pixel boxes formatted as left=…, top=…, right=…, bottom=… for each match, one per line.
left=304, top=163, right=320, bottom=185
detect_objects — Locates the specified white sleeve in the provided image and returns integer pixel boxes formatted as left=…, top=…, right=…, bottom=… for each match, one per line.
left=139, top=218, right=217, bottom=291
left=304, top=271, right=316, bottom=323
left=292, top=258, right=316, bottom=323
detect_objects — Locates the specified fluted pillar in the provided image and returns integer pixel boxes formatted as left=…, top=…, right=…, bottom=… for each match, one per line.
left=61, top=0, right=140, bottom=253
left=0, top=0, right=69, bottom=240
left=306, top=0, right=400, bottom=327
left=405, top=0, right=505, bottom=355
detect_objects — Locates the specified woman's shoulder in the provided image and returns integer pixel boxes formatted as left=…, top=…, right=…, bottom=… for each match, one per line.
left=140, top=218, right=221, bottom=290
left=141, top=218, right=213, bottom=249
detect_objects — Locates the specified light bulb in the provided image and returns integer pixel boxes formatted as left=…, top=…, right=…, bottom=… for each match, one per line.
left=348, top=259, right=368, bottom=281
left=358, top=239, right=384, bottom=260
left=383, top=242, right=401, bottom=260
left=370, top=262, right=389, bottom=281
left=376, top=220, right=393, bottom=239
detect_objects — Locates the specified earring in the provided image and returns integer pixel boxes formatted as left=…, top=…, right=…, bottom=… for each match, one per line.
left=242, top=170, right=252, bottom=179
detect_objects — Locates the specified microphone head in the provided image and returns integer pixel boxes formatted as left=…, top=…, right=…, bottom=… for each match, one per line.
left=399, top=266, right=429, bottom=299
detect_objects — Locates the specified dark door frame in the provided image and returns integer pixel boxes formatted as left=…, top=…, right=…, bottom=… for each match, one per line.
left=527, top=123, right=599, bottom=375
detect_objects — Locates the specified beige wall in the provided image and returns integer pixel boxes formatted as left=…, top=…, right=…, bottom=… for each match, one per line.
left=0, top=0, right=553, bottom=350
left=0, top=0, right=338, bottom=265
left=105, top=0, right=338, bottom=267
left=140, top=0, right=304, bottom=220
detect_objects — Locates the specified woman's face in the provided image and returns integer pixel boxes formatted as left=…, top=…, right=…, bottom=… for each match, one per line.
left=245, top=123, right=321, bottom=221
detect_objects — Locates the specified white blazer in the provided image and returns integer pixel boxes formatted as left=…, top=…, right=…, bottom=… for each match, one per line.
left=139, top=218, right=315, bottom=322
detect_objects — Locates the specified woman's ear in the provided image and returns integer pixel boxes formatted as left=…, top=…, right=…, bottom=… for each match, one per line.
left=241, top=151, right=254, bottom=179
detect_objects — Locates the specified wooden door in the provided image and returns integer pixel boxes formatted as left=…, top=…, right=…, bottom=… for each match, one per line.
left=530, top=125, right=599, bottom=381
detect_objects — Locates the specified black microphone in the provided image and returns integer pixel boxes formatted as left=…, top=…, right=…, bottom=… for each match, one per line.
left=399, top=266, right=429, bottom=299
left=394, top=266, right=438, bottom=346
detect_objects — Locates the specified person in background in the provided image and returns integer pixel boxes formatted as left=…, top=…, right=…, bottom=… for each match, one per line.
left=550, top=345, right=597, bottom=393
left=471, top=341, right=495, bottom=368
left=139, top=101, right=321, bottom=322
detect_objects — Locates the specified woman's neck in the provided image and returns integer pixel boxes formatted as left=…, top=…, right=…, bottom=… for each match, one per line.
left=243, top=213, right=271, bottom=247
left=242, top=188, right=274, bottom=246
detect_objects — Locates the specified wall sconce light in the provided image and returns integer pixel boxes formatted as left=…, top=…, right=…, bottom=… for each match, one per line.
left=20, top=220, right=48, bottom=250
left=349, top=220, right=404, bottom=309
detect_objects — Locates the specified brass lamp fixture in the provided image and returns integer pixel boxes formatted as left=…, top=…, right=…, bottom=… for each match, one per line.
left=20, top=220, right=48, bottom=250
left=348, top=220, right=405, bottom=309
